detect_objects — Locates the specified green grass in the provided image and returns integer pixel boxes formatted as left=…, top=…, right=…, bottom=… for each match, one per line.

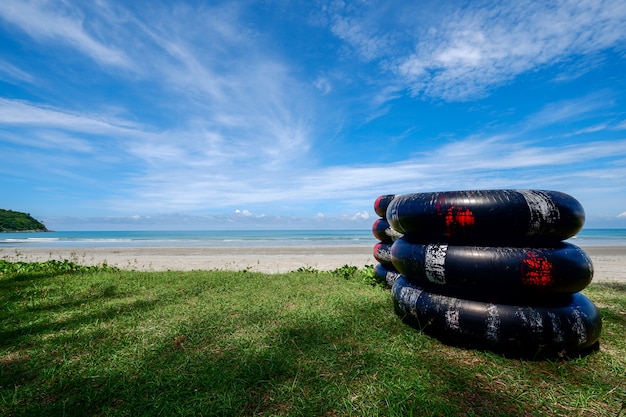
left=1, top=261, right=624, bottom=416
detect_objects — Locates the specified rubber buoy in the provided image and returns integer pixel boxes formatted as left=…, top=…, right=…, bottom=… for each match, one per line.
left=392, top=275, right=602, bottom=358
left=374, top=194, right=398, bottom=217
left=391, top=238, right=593, bottom=295
left=386, top=190, right=585, bottom=244
left=372, top=218, right=403, bottom=242
left=374, top=263, right=402, bottom=287
left=373, top=242, right=393, bottom=266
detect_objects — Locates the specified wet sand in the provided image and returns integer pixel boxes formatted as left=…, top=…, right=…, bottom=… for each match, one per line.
left=1, top=245, right=624, bottom=282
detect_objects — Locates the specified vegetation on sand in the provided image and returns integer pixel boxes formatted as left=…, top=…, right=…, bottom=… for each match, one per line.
left=0, top=259, right=624, bottom=416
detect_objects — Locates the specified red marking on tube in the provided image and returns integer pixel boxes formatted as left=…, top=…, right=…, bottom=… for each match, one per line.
left=521, top=252, right=555, bottom=287
left=374, top=195, right=384, bottom=212
left=372, top=219, right=384, bottom=240
left=374, top=194, right=395, bottom=216
left=443, top=206, right=475, bottom=236
left=373, top=242, right=383, bottom=257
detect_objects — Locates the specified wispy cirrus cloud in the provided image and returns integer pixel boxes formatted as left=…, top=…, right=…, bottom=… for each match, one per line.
left=118, top=4, right=314, bottom=169
left=0, top=1, right=315, bottom=193
left=400, top=0, right=626, bottom=100
left=0, top=59, right=38, bottom=84
left=0, top=98, right=142, bottom=133
left=319, top=0, right=626, bottom=101
left=0, top=0, right=132, bottom=69
left=103, top=129, right=626, bottom=216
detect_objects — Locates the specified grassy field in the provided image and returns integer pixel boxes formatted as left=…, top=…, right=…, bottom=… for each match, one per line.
left=1, top=260, right=625, bottom=416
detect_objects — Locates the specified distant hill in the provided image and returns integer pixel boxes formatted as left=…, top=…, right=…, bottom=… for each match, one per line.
left=0, top=209, right=50, bottom=232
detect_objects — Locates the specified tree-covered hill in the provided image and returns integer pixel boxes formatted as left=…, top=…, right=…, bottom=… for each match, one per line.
left=0, top=209, right=49, bottom=232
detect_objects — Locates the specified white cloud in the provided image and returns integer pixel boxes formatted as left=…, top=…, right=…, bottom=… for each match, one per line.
left=321, top=0, right=626, bottom=101
left=0, top=2, right=316, bottom=206
left=401, top=0, right=626, bottom=100
left=618, top=212, right=626, bottom=218
left=100, top=132, right=626, bottom=215
left=0, top=59, right=37, bottom=84
left=314, top=77, right=332, bottom=95
left=0, top=0, right=132, bottom=68
left=0, top=98, right=141, bottom=133
left=349, top=211, right=370, bottom=221
left=613, top=120, right=626, bottom=130
left=521, top=93, right=612, bottom=130
left=125, top=6, right=314, bottom=169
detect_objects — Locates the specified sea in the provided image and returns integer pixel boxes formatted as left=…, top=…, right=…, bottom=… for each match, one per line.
left=0, top=229, right=374, bottom=248
left=1, top=229, right=625, bottom=248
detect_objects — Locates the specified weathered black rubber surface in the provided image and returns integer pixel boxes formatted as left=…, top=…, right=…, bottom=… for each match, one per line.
left=392, top=275, right=602, bottom=358
left=372, top=218, right=403, bottom=243
left=391, top=238, right=593, bottom=294
left=373, top=242, right=393, bottom=266
left=374, top=194, right=398, bottom=217
left=374, top=262, right=402, bottom=287
left=386, top=190, right=585, bottom=244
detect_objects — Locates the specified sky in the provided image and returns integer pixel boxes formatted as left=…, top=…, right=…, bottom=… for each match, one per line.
left=1, top=0, right=626, bottom=231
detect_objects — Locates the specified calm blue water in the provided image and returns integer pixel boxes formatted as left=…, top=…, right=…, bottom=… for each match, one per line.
left=0, top=229, right=376, bottom=248
left=565, top=229, right=626, bottom=246
left=1, top=228, right=625, bottom=248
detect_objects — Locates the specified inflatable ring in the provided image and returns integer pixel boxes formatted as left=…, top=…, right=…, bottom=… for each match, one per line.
left=373, top=242, right=393, bottom=266
left=386, top=190, right=584, bottom=244
left=374, top=262, right=402, bottom=287
left=392, top=275, right=602, bottom=358
left=391, top=238, right=593, bottom=295
left=374, top=194, right=398, bottom=217
left=372, top=218, right=403, bottom=242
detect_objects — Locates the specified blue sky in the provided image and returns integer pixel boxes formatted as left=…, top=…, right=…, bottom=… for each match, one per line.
left=1, top=0, right=626, bottom=230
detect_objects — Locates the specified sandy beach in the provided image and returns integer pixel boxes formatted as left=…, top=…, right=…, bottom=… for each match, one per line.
left=0, top=246, right=375, bottom=275
left=1, top=245, right=624, bottom=282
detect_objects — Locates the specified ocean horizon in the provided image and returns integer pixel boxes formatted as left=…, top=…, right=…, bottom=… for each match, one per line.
left=1, top=228, right=626, bottom=249
left=0, top=229, right=374, bottom=249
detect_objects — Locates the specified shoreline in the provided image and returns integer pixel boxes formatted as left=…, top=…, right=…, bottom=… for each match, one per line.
left=1, top=245, right=624, bottom=282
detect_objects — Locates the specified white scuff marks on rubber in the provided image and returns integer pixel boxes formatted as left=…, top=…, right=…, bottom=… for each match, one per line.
left=516, top=307, right=544, bottom=332
left=386, top=227, right=403, bottom=241
left=425, top=244, right=448, bottom=284
left=385, top=271, right=399, bottom=287
left=485, top=304, right=501, bottom=342
left=399, top=285, right=423, bottom=317
left=547, top=312, right=565, bottom=343
left=440, top=296, right=461, bottom=332
left=570, top=309, right=588, bottom=345
left=428, top=293, right=451, bottom=314
left=395, top=286, right=409, bottom=313
left=445, top=307, right=460, bottom=332
left=519, top=190, right=560, bottom=235
left=377, top=244, right=392, bottom=262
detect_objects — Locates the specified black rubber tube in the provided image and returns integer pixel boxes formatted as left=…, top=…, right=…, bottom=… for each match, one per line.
left=374, top=194, right=398, bottom=217
left=374, top=262, right=402, bottom=287
left=373, top=242, right=393, bottom=266
left=372, top=218, right=403, bottom=243
left=391, top=238, right=593, bottom=295
left=392, top=275, right=602, bottom=358
left=386, top=190, right=585, bottom=244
